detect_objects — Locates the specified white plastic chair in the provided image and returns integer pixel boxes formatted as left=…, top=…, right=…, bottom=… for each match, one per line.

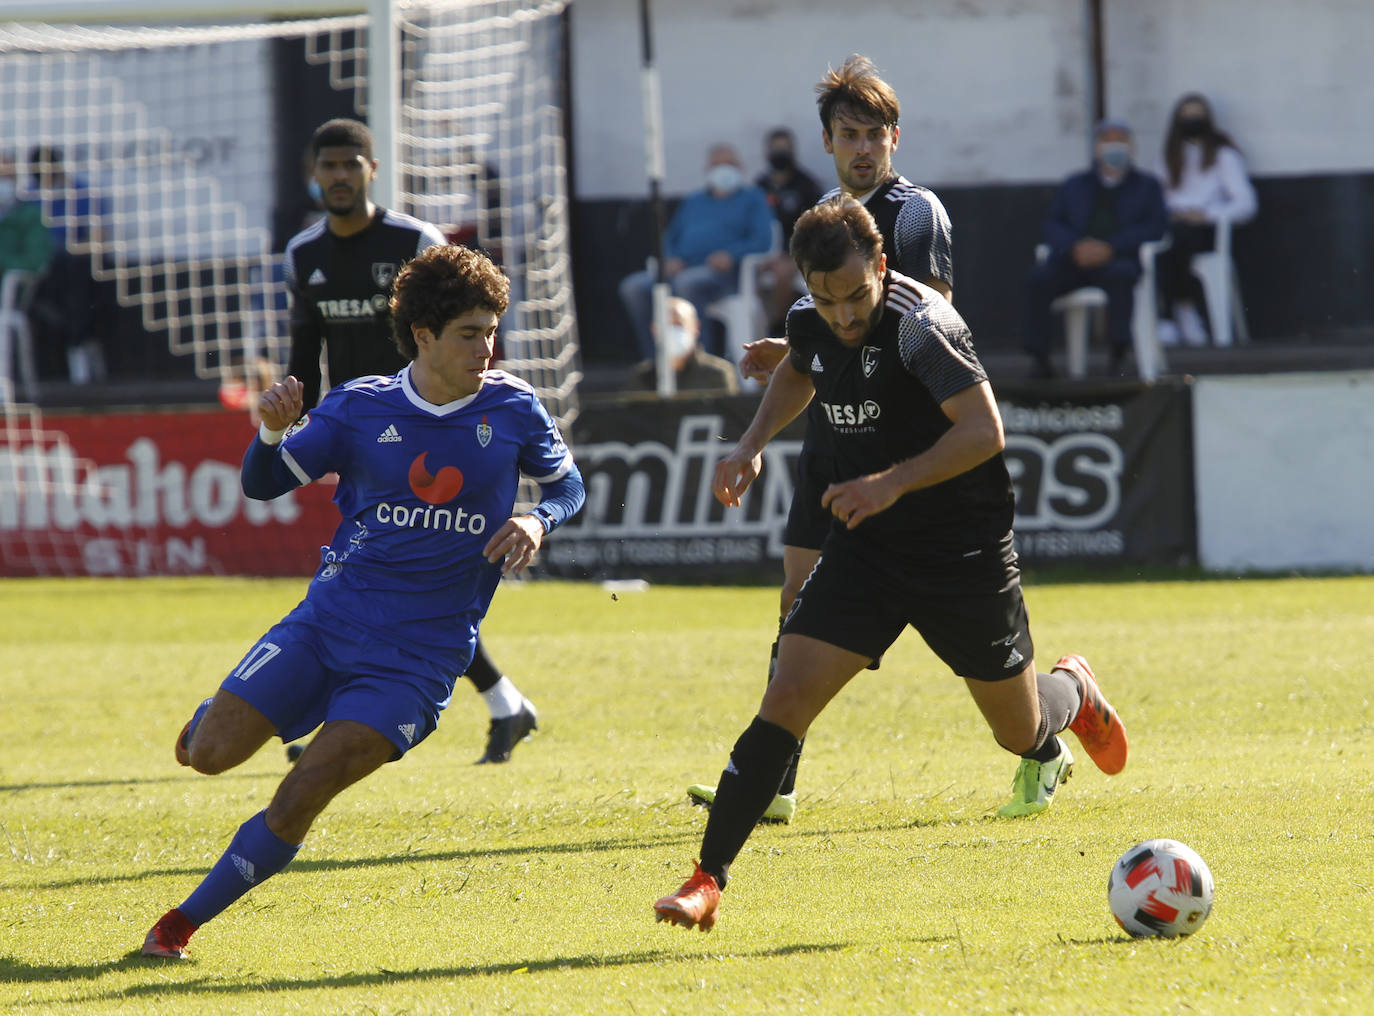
left=1040, top=239, right=1170, bottom=381
left=1191, top=217, right=1249, bottom=347
left=0, top=269, right=41, bottom=402
left=709, top=220, right=783, bottom=369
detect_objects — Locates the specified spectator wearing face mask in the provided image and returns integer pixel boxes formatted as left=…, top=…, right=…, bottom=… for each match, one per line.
left=618, top=142, right=776, bottom=361
left=1154, top=92, right=1257, bottom=347
left=754, top=127, right=823, bottom=335
left=1022, top=118, right=1168, bottom=378
left=627, top=296, right=739, bottom=395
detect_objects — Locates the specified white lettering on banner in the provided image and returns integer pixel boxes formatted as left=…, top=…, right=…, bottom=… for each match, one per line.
left=1005, top=432, right=1123, bottom=531
left=999, top=402, right=1125, bottom=434
left=552, top=415, right=801, bottom=560
left=81, top=536, right=209, bottom=575
left=544, top=536, right=765, bottom=569
left=1016, top=530, right=1125, bottom=558
left=0, top=438, right=301, bottom=531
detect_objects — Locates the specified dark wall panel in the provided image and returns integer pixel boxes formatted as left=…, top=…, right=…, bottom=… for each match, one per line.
left=572, top=173, right=1374, bottom=363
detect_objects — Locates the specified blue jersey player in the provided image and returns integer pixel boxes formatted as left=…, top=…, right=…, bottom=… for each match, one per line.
left=142, top=244, right=585, bottom=959
left=285, top=118, right=541, bottom=764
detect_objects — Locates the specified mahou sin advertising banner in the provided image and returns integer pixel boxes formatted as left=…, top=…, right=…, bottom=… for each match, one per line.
left=0, top=408, right=339, bottom=577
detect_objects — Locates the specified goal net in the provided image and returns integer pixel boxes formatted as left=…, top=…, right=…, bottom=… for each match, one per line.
left=0, top=1, right=580, bottom=576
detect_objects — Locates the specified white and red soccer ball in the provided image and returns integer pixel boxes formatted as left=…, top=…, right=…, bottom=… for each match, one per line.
left=1108, top=839, right=1214, bottom=938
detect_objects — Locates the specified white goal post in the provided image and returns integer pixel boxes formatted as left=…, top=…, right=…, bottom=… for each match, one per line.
left=0, top=0, right=582, bottom=575
left=0, top=0, right=579, bottom=422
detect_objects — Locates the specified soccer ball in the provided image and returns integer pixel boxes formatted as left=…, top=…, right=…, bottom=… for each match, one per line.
left=1108, top=839, right=1214, bottom=938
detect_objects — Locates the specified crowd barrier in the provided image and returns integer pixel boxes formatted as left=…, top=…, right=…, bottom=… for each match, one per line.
left=2, top=379, right=1200, bottom=579
left=6, top=372, right=1366, bottom=579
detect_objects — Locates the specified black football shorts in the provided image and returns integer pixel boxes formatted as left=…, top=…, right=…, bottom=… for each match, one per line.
left=782, top=448, right=834, bottom=550
left=780, top=533, right=1034, bottom=682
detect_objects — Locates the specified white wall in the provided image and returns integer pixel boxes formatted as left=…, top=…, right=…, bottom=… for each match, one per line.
left=571, top=0, right=1092, bottom=198
left=1106, top=0, right=1374, bottom=178
left=570, top=0, right=1374, bottom=200
left=1194, top=372, right=1374, bottom=572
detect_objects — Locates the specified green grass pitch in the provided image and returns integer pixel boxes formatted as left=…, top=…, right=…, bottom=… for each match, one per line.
left=1, top=574, right=1371, bottom=1015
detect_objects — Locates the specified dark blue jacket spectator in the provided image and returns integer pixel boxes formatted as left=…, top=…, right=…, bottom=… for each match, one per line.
left=1023, top=119, right=1166, bottom=378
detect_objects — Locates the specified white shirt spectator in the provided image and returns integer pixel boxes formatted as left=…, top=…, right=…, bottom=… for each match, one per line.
left=1158, top=142, right=1257, bottom=224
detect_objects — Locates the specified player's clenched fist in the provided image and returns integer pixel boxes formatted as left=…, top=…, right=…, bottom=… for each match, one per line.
left=258, top=376, right=305, bottom=431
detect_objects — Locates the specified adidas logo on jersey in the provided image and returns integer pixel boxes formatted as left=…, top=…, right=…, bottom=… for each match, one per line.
left=377, top=424, right=403, bottom=443
left=1004, top=647, right=1025, bottom=670
left=398, top=723, right=417, bottom=745
left=307, top=268, right=326, bottom=285
left=231, top=853, right=256, bottom=884
left=811, top=354, right=824, bottom=373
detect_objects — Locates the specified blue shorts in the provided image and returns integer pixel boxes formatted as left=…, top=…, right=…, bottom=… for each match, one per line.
left=220, top=599, right=456, bottom=759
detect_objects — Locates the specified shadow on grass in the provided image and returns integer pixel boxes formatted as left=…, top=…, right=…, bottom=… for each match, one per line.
left=0, top=952, right=155, bottom=983
left=0, top=770, right=278, bottom=794
left=7, top=942, right=853, bottom=997
left=12, top=814, right=985, bottom=893
left=14, top=828, right=704, bottom=891
left=1055, top=933, right=1139, bottom=946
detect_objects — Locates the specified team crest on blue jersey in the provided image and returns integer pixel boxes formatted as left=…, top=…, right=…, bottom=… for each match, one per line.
left=862, top=346, right=881, bottom=378
left=476, top=416, right=493, bottom=448
left=285, top=413, right=311, bottom=439
left=372, top=261, right=398, bottom=287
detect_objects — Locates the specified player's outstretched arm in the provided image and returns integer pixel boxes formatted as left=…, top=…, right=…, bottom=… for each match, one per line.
left=713, top=357, right=814, bottom=507
left=821, top=381, right=1004, bottom=529
left=738, top=337, right=788, bottom=384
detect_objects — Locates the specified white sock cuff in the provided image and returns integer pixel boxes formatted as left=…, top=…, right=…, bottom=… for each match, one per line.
left=481, top=675, right=524, bottom=719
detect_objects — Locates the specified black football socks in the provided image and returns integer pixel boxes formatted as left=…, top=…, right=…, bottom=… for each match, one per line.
left=699, top=715, right=800, bottom=888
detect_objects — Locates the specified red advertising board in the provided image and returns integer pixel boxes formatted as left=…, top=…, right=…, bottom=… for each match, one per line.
left=0, top=408, right=340, bottom=577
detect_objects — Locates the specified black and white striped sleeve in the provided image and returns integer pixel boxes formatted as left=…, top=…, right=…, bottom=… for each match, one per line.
left=894, top=188, right=954, bottom=290
left=897, top=299, right=985, bottom=404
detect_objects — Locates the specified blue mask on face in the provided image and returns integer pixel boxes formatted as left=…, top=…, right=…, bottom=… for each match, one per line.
left=1096, top=142, right=1131, bottom=173
left=705, top=164, right=743, bottom=195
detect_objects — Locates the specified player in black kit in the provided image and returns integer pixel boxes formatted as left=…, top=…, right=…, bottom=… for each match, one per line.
left=282, top=119, right=537, bottom=763
left=654, top=197, right=1129, bottom=932
left=689, top=55, right=955, bottom=822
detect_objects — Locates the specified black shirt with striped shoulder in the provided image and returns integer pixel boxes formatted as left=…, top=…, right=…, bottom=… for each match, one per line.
left=785, top=270, right=1014, bottom=555
left=284, top=207, right=447, bottom=412
left=801, top=175, right=955, bottom=470
left=816, top=174, right=954, bottom=292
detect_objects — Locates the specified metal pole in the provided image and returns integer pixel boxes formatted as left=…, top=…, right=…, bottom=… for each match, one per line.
left=368, top=0, right=400, bottom=208
left=1087, top=0, right=1106, bottom=125
left=638, top=0, right=674, bottom=396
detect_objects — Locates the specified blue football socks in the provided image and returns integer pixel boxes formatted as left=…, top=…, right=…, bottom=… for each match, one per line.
left=179, top=810, right=301, bottom=927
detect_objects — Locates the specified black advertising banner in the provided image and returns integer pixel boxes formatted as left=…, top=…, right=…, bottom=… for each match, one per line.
left=540, top=394, right=802, bottom=583
left=1000, top=382, right=1195, bottom=568
left=541, top=382, right=1195, bottom=582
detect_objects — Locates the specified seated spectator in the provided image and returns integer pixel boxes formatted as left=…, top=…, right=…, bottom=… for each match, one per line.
left=628, top=297, right=739, bottom=395
left=618, top=142, right=774, bottom=360
left=1023, top=118, right=1167, bottom=378
left=754, top=127, right=822, bottom=334
left=25, top=146, right=116, bottom=383
left=1155, top=92, right=1257, bottom=346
